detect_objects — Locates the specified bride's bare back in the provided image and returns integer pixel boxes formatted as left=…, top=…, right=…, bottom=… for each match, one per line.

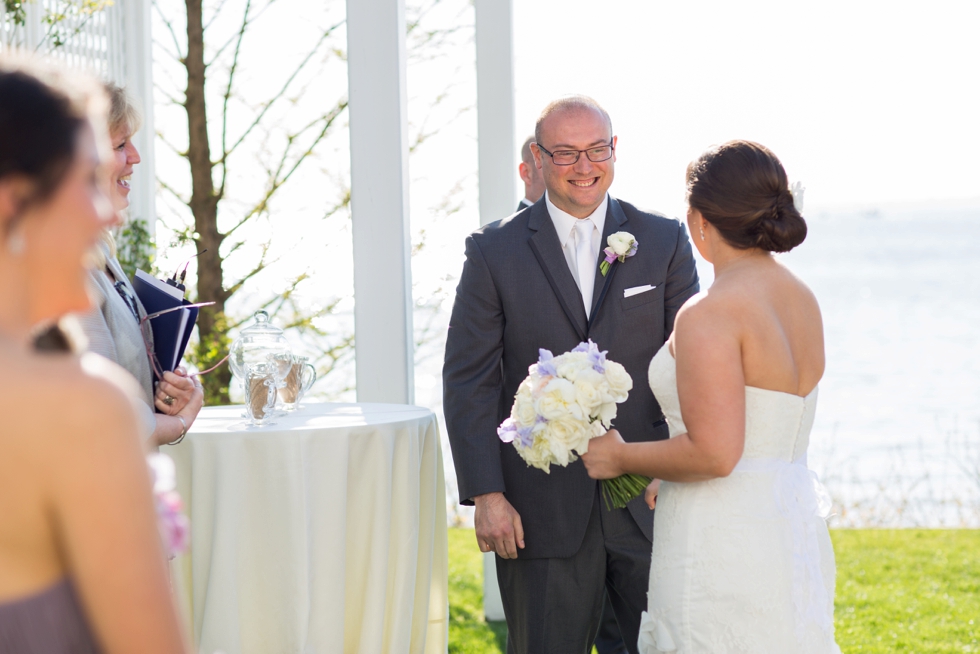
left=581, top=140, right=824, bottom=485
left=673, top=254, right=824, bottom=398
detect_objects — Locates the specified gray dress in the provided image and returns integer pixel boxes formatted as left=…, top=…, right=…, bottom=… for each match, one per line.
left=0, top=578, right=101, bottom=653
left=76, top=245, right=156, bottom=435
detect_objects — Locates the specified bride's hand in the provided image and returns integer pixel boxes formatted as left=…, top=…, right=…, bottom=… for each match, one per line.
left=580, top=429, right=626, bottom=480
left=644, top=479, right=661, bottom=509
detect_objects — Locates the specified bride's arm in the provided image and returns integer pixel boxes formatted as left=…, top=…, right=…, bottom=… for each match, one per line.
left=583, top=299, right=746, bottom=482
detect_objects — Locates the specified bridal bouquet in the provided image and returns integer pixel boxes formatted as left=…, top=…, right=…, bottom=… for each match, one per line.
left=497, top=340, right=651, bottom=509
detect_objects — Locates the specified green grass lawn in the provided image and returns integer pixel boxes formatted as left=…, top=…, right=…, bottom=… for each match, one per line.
left=448, top=528, right=980, bottom=654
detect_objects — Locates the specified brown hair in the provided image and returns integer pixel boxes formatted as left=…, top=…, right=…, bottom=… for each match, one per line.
left=0, top=57, right=105, bottom=219
left=534, top=95, right=612, bottom=147
left=687, top=140, right=806, bottom=253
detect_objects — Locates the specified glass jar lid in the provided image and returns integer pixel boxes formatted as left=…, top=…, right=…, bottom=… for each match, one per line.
left=229, top=311, right=292, bottom=380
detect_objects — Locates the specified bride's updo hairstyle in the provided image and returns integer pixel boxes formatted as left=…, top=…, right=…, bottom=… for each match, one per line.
left=686, top=140, right=806, bottom=253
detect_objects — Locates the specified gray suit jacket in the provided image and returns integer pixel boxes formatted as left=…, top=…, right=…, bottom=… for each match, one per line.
left=443, top=196, right=699, bottom=559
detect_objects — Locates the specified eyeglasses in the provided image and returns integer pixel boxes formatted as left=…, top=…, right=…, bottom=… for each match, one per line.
left=536, top=142, right=614, bottom=166
left=138, top=302, right=229, bottom=381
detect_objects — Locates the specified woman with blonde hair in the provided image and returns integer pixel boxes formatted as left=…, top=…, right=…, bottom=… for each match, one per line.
left=76, top=83, right=203, bottom=447
left=0, top=58, right=190, bottom=653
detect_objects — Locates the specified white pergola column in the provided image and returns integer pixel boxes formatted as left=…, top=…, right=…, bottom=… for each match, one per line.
left=474, top=0, right=515, bottom=621
left=475, top=0, right=517, bottom=227
left=124, top=0, right=156, bottom=239
left=346, top=0, right=415, bottom=405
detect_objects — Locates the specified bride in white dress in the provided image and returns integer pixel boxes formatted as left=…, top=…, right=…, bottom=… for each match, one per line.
left=582, top=140, right=840, bottom=653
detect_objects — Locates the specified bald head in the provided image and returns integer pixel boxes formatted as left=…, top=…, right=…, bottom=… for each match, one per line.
left=521, top=136, right=535, bottom=166
left=534, top=95, right=612, bottom=148
left=519, top=135, right=545, bottom=203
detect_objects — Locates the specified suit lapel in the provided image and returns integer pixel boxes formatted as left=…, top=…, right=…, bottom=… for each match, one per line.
left=527, top=202, right=588, bottom=341
left=587, top=197, right=629, bottom=333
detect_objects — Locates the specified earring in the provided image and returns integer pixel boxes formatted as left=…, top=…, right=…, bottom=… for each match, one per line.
left=7, top=231, right=25, bottom=256
left=699, top=224, right=706, bottom=241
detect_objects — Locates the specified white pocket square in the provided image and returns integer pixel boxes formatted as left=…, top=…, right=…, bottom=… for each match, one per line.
left=624, top=284, right=656, bottom=298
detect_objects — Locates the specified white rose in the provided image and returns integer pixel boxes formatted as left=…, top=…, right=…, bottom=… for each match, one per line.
left=535, top=391, right=567, bottom=421
left=575, top=367, right=605, bottom=389
left=543, top=376, right=576, bottom=402
left=604, top=361, right=633, bottom=400
left=555, top=352, right=590, bottom=380
left=515, top=395, right=538, bottom=426
left=606, top=232, right=636, bottom=256
left=597, top=401, right=618, bottom=428
left=574, top=378, right=603, bottom=411
left=543, top=418, right=586, bottom=466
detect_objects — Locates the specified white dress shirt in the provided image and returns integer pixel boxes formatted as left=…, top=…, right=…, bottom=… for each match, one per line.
left=545, top=191, right=608, bottom=317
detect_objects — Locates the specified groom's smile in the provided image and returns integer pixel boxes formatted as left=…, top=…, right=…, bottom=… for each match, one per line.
left=533, top=105, right=617, bottom=219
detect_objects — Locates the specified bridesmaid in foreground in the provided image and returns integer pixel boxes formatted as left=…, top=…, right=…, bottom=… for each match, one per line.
left=0, top=58, right=190, bottom=653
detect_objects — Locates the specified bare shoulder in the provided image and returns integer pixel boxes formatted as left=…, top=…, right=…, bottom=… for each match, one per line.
left=674, top=285, right=742, bottom=339
left=8, top=352, right=141, bottom=455
left=778, top=260, right=821, bottom=307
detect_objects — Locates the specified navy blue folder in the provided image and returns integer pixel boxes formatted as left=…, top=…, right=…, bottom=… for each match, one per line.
left=131, top=270, right=199, bottom=378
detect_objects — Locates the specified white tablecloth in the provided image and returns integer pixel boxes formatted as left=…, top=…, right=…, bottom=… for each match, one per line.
left=168, top=402, right=448, bottom=654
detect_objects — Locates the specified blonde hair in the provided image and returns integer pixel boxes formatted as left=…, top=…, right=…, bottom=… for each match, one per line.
left=93, top=83, right=140, bottom=269
left=105, top=82, right=142, bottom=137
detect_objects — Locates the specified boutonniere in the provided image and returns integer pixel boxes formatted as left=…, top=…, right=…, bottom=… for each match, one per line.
left=600, top=232, right=638, bottom=276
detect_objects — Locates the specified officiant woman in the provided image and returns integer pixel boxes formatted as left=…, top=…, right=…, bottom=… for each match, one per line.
left=75, top=84, right=204, bottom=448
left=0, top=57, right=190, bottom=653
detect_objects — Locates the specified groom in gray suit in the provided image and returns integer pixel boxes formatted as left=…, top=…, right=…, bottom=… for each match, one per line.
left=443, top=96, right=698, bottom=653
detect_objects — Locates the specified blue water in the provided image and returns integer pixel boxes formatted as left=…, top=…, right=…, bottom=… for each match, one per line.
left=781, top=206, right=980, bottom=526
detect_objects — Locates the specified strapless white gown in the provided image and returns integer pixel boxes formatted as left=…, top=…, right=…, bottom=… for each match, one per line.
left=638, top=346, right=841, bottom=654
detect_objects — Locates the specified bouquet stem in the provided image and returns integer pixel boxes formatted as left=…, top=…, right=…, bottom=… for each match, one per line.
left=600, top=474, right=653, bottom=510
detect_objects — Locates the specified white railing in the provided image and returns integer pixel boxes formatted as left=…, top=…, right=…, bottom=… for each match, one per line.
left=1, top=1, right=126, bottom=84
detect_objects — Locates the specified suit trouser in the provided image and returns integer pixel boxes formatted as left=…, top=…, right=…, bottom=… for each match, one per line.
left=496, top=487, right=651, bottom=654
left=594, top=590, right=628, bottom=654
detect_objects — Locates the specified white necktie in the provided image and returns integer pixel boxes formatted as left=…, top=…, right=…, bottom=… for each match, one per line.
left=573, top=219, right=596, bottom=318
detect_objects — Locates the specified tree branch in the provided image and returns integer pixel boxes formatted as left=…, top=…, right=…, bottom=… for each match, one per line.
left=152, top=0, right=185, bottom=61
left=155, top=131, right=189, bottom=160
left=153, top=80, right=186, bottom=108
left=223, top=99, right=346, bottom=238
left=217, top=18, right=344, bottom=164
left=224, top=244, right=277, bottom=298
left=217, top=0, right=253, bottom=200
left=204, top=0, right=278, bottom=66
left=158, top=177, right=190, bottom=206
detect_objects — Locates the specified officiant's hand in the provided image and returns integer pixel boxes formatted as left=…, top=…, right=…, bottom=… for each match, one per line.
left=154, top=367, right=195, bottom=415
left=581, top=429, right=626, bottom=480
left=473, top=492, right=525, bottom=559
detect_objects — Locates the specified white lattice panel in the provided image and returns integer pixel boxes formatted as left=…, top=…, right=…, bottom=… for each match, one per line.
left=1, top=0, right=126, bottom=84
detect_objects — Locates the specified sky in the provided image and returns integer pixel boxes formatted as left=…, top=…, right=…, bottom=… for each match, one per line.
left=511, top=0, right=980, bottom=218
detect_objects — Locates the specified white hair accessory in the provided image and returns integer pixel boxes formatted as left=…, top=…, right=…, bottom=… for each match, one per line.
left=790, top=182, right=805, bottom=214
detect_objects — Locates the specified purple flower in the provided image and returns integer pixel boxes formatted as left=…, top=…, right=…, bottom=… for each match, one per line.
left=517, top=426, right=535, bottom=448
left=498, top=418, right=518, bottom=443
left=537, top=348, right=557, bottom=377
left=573, top=340, right=608, bottom=373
